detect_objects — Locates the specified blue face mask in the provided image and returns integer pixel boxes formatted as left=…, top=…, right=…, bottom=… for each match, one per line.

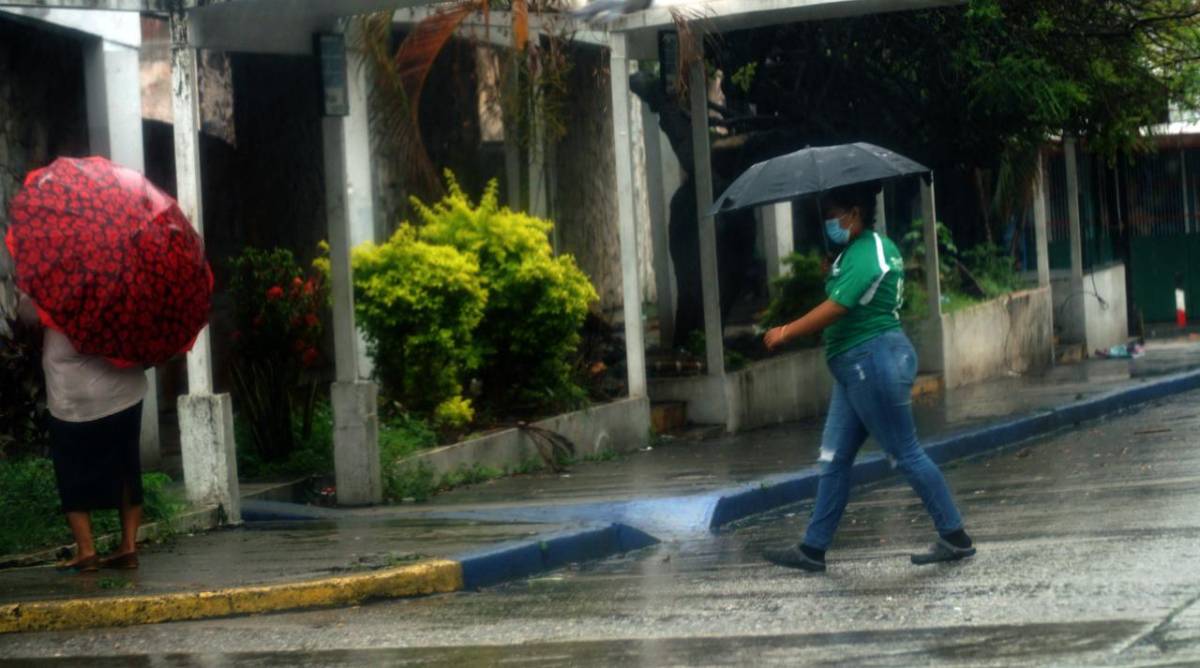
left=824, top=217, right=850, bottom=246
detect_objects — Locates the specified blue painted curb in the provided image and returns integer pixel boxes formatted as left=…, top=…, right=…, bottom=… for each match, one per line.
left=457, top=523, right=659, bottom=590
left=707, top=368, right=1200, bottom=531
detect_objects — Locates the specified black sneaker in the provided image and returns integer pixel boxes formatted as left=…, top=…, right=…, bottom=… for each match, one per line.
left=763, top=545, right=826, bottom=572
left=911, top=538, right=977, bottom=565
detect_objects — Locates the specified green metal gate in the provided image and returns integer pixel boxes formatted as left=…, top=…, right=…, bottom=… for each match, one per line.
left=1127, top=147, right=1200, bottom=323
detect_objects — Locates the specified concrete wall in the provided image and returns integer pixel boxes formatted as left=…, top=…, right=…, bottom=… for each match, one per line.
left=649, top=347, right=833, bottom=432
left=1051, top=263, right=1129, bottom=353
left=725, top=347, right=834, bottom=432
left=400, top=397, right=650, bottom=478
left=940, top=287, right=1054, bottom=389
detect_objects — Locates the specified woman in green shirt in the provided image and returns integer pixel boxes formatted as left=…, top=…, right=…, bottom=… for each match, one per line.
left=761, top=183, right=974, bottom=572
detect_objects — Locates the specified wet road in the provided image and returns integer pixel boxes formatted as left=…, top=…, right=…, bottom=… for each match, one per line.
left=5, top=391, right=1200, bottom=666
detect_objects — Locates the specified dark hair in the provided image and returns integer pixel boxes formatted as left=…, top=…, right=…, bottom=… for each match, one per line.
left=823, top=182, right=882, bottom=228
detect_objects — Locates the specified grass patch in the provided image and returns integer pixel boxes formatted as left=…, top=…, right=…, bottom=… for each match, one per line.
left=0, top=458, right=184, bottom=556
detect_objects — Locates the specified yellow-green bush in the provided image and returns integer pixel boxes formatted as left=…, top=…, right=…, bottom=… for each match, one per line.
left=351, top=226, right=487, bottom=427
left=414, top=174, right=597, bottom=415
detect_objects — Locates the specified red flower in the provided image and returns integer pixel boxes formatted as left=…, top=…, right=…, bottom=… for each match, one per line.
left=301, top=347, right=319, bottom=367
left=304, top=313, right=320, bottom=328
left=292, top=276, right=303, bottom=289
left=303, top=279, right=315, bottom=296
left=266, top=285, right=284, bottom=301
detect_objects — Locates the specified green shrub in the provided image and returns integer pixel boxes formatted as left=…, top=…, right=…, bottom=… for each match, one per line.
left=236, top=402, right=335, bottom=480
left=353, top=226, right=487, bottom=424
left=961, top=243, right=1026, bottom=298
left=228, top=247, right=329, bottom=464
left=758, top=251, right=827, bottom=349
left=902, top=218, right=960, bottom=291
left=0, top=459, right=182, bottom=556
left=378, top=412, right=439, bottom=502
left=413, top=174, right=598, bottom=415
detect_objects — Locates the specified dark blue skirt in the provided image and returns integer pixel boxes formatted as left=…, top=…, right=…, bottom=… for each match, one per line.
left=48, top=402, right=144, bottom=512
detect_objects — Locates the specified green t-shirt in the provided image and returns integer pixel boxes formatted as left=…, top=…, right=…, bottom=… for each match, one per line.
left=823, top=230, right=905, bottom=359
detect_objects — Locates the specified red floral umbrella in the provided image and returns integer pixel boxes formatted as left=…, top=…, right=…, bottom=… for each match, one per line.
left=4, top=156, right=212, bottom=366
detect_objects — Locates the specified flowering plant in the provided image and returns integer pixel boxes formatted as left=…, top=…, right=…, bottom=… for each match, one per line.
left=228, top=247, right=329, bottom=463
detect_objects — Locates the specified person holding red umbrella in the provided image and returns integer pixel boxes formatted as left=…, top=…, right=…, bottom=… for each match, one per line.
left=14, top=291, right=147, bottom=572
left=6, top=156, right=212, bottom=573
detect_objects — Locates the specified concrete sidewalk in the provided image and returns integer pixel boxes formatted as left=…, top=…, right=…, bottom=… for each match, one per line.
left=2, top=340, right=1199, bottom=633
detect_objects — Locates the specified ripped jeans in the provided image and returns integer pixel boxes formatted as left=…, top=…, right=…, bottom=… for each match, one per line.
left=802, top=330, right=964, bottom=550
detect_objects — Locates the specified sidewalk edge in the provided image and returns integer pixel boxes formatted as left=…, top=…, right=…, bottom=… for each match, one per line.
left=0, top=558, right=463, bottom=634
left=708, top=368, right=1200, bottom=530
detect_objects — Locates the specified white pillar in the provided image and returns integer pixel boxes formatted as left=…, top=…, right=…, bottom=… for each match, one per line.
left=688, top=60, right=725, bottom=376
left=171, top=12, right=239, bottom=523
left=1033, top=150, right=1051, bottom=288
left=608, top=34, right=647, bottom=398
left=760, top=201, right=794, bottom=297
left=642, top=103, right=675, bottom=348
left=920, top=176, right=942, bottom=319
left=323, top=38, right=382, bottom=504
left=528, top=94, right=548, bottom=218
left=503, top=62, right=522, bottom=210
left=83, top=34, right=160, bottom=470
left=344, top=36, right=377, bottom=380
left=1065, top=138, right=1085, bottom=286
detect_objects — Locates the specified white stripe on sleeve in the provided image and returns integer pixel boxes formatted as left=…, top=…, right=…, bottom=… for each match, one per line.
left=858, top=232, right=891, bottom=305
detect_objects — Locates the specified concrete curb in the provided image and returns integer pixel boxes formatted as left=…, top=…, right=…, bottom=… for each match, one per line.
left=707, top=368, right=1200, bottom=530
left=459, top=523, right=659, bottom=590
left=0, top=559, right=463, bottom=634
left=0, top=522, right=657, bottom=634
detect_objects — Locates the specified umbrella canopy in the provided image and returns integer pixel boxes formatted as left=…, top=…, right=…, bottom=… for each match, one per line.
left=709, top=142, right=929, bottom=215
left=5, top=156, right=212, bottom=367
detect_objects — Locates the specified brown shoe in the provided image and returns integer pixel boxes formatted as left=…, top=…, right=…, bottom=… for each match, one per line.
left=55, top=554, right=100, bottom=573
left=100, top=552, right=139, bottom=570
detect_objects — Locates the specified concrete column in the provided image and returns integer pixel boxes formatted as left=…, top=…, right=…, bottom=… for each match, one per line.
left=642, top=102, right=675, bottom=348
left=83, top=35, right=160, bottom=470
left=344, top=35, right=377, bottom=380
left=874, top=190, right=887, bottom=237
left=528, top=94, right=548, bottom=218
left=1065, top=138, right=1084, bottom=285
left=171, top=12, right=239, bottom=522
left=688, top=60, right=725, bottom=376
left=323, top=85, right=382, bottom=504
left=760, top=201, right=794, bottom=297
left=1033, top=151, right=1051, bottom=288
left=920, top=176, right=942, bottom=319
left=503, top=59, right=522, bottom=209
left=608, top=34, right=647, bottom=398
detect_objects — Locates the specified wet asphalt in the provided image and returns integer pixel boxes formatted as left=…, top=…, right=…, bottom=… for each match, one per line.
left=5, top=388, right=1200, bottom=666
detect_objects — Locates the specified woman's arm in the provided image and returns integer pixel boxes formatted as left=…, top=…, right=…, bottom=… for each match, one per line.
left=763, top=299, right=848, bottom=352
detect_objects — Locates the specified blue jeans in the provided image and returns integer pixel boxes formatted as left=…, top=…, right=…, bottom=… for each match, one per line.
left=803, top=330, right=963, bottom=550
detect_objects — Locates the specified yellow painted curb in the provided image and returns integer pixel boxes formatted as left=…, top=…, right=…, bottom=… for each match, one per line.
left=0, top=558, right=463, bottom=634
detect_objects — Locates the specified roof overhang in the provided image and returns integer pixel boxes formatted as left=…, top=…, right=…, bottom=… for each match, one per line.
left=0, top=0, right=964, bottom=55
left=399, top=0, right=964, bottom=59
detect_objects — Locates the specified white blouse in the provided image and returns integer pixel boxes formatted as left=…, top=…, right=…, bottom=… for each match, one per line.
left=18, top=294, right=146, bottom=423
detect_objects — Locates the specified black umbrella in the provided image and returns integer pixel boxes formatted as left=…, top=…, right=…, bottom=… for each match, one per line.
left=708, top=142, right=929, bottom=215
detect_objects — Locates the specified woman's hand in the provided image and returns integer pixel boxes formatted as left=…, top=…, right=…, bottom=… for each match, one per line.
left=763, top=325, right=789, bottom=352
